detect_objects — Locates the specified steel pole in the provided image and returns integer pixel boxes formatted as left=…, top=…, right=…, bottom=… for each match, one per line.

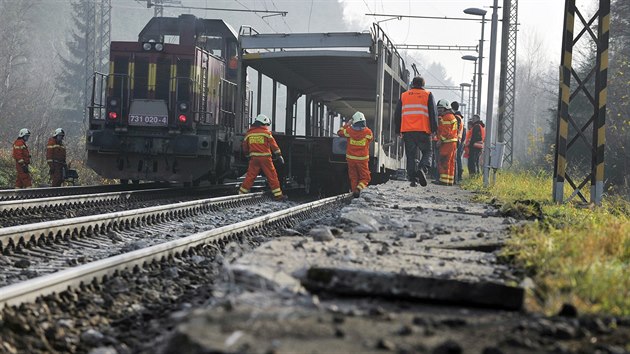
left=483, top=0, right=499, bottom=187
left=477, top=14, right=485, bottom=115
left=471, top=61, right=477, bottom=117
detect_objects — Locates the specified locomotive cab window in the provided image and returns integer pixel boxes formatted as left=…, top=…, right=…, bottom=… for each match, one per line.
left=198, top=35, right=223, bottom=57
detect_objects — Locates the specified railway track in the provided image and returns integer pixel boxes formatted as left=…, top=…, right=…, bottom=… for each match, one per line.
left=0, top=182, right=170, bottom=201
left=0, top=193, right=349, bottom=309
left=0, top=192, right=269, bottom=286
left=0, top=184, right=243, bottom=227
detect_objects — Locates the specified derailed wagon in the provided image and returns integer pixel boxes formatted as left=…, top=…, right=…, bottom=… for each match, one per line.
left=232, top=24, right=409, bottom=195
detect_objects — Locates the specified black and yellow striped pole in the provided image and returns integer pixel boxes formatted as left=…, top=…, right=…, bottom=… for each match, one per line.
left=553, top=0, right=575, bottom=203
left=591, top=0, right=610, bottom=205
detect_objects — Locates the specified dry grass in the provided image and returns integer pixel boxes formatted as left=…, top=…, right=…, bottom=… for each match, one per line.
left=462, top=170, right=630, bottom=316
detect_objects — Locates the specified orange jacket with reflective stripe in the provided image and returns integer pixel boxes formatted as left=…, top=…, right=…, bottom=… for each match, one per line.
left=242, top=126, right=281, bottom=157
left=337, top=124, right=373, bottom=160
left=454, top=113, right=464, bottom=140
left=46, top=137, right=66, bottom=164
left=12, top=138, right=30, bottom=165
left=438, top=112, right=459, bottom=143
left=400, top=89, right=431, bottom=133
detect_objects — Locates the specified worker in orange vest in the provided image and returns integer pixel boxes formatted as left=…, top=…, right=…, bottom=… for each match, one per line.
left=468, top=114, right=486, bottom=176
left=463, top=121, right=473, bottom=162
left=451, top=101, right=465, bottom=183
left=47, top=128, right=67, bottom=187
left=12, top=128, right=32, bottom=189
left=337, top=111, right=374, bottom=198
left=239, top=114, right=286, bottom=200
left=435, top=100, right=459, bottom=186
left=394, top=76, right=438, bottom=187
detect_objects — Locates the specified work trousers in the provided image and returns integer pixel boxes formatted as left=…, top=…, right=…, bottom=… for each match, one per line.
left=468, top=147, right=482, bottom=176
left=50, top=165, right=64, bottom=187
left=438, top=142, right=457, bottom=186
left=15, top=163, right=32, bottom=189
left=347, top=159, right=370, bottom=193
left=239, top=156, right=283, bottom=198
left=455, top=143, right=464, bottom=182
left=403, top=132, right=432, bottom=182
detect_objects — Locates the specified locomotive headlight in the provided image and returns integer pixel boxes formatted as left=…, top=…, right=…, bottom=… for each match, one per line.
left=142, top=42, right=152, bottom=51
left=178, top=102, right=188, bottom=112
left=154, top=43, right=164, bottom=52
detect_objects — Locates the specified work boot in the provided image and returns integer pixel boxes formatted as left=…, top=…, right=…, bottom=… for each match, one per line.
left=417, top=169, right=428, bottom=187
left=352, top=190, right=361, bottom=198
left=275, top=194, right=288, bottom=201
left=410, top=180, right=417, bottom=187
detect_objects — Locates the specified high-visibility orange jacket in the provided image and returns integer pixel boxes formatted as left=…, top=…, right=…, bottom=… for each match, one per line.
left=242, top=126, right=281, bottom=157
left=337, top=123, right=373, bottom=160
left=46, top=137, right=66, bottom=166
left=470, top=121, right=486, bottom=149
left=394, top=88, right=438, bottom=134
left=438, top=112, right=459, bottom=143
left=454, top=113, right=464, bottom=140
left=12, top=138, right=30, bottom=165
left=464, top=129, right=472, bottom=158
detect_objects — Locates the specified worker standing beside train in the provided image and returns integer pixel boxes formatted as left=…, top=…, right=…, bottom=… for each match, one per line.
left=12, top=128, right=32, bottom=189
left=239, top=114, right=286, bottom=200
left=394, top=76, right=438, bottom=187
left=436, top=100, right=459, bottom=186
left=47, top=128, right=67, bottom=187
left=337, top=111, right=373, bottom=198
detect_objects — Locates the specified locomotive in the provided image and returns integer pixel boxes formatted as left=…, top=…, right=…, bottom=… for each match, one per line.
left=87, top=15, right=239, bottom=185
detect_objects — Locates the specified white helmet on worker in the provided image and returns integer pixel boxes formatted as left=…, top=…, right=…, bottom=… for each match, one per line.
left=254, top=114, right=271, bottom=126
left=54, top=128, right=65, bottom=137
left=351, top=111, right=366, bottom=124
left=437, top=99, right=451, bottom=110
left=18, top=128, right=31, bottom=138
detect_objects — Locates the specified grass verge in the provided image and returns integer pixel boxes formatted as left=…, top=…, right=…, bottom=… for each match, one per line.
left=462, top=170, right=630, bottom=316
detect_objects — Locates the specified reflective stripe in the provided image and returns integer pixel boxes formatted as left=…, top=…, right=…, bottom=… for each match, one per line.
left=239, top=187, right=249, bottom=194
left=349, top=138, right=367, bottom=146
left=246, top=132, right=273, bottom=139
left=441, top=138, right=459, bottom=143
left=346, top=154, right=369, bottom=160
left=271, top=188, right=282, bottom=196
left=17, top=159, right=25, bottom=163
left=440, top=120, right=457, bottom=125
left=357, top=182, right=367, bottom=190
left=365, top=135, right=373, bottom=139
left=47, top=145, right=65, bottom=149
left=47, top=159, right=53, bottom=163
left=248, top=152, right=272, bottom=157
left=13, top=145, right=27, bottom=149
left=402, top=103, right=428, bottom=110
left=402, top=111, right=429, bottom=116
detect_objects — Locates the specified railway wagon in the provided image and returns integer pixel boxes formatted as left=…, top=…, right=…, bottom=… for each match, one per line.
left=233, top=24, right=409, bottom=195
left=87, top=15, right=239, bottom=184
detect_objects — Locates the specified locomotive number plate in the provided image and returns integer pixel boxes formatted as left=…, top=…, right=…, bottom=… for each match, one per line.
left=128, top=114, right=168, bottom=126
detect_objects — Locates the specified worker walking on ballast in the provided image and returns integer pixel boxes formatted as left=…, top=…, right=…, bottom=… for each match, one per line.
left=337, top=111, right=374, bottom=198
left=436, top=100, right=458, bottom=186
left=239, top=114, right=286, bottom=200
left=47, top=128, right=67, bottom=187
left=12, top=128, right=32, bottom=189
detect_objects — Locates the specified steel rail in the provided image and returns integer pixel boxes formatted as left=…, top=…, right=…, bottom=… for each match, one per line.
left=0, top=184, right=244, bottom=216
left=0, top=193, right=350, bottom=308
left=0, top=193, right=264, bottom=253
left=0, top=183, right=170, bottom=201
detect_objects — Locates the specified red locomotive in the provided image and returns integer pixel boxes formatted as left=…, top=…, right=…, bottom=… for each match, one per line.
left=87, top=14, right=239, bottom=185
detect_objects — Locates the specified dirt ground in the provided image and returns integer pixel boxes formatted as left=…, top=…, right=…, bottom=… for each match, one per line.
left=156, top=181, right=630, bottom=354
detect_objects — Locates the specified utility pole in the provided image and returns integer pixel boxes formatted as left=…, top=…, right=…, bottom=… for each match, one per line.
left=84, top=0, right=111, bottom=122
left=482, top=0, right=499, bottom=187
left=497, top=0, right=519, bottom=168
left=552, top=0, right=610, bottom=205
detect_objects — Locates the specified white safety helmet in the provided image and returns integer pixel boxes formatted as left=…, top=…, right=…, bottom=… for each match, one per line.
left=18, top=128, right=31, bottom=138
left=54, top=128, right=65, bottom=137
left=254, top=114, right=271, bottom=126
left=351, top=111, right=366, bottom=124
left=437, top=99, right=451, bottom=110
